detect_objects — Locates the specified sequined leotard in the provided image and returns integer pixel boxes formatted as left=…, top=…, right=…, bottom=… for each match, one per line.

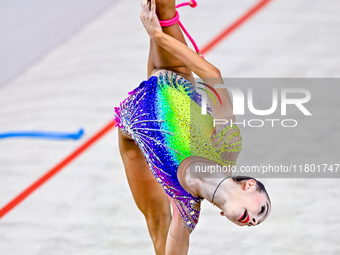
left=114, top=71, right=242, bottom=232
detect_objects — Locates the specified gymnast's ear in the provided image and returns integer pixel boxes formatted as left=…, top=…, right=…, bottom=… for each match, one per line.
left=243, top=179, right=256, bottom=191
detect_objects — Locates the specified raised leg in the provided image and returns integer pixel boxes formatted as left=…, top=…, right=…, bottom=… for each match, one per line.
left=118, top=129, right=171, bottom=255
left=147, top=0, right=194, bottom=80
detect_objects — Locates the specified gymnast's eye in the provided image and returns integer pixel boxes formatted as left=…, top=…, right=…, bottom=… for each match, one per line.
left=259, top=206, right=265, bottom=214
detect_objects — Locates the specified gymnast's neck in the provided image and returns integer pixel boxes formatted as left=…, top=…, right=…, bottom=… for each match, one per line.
left=177, top=156, right=232, bottom=203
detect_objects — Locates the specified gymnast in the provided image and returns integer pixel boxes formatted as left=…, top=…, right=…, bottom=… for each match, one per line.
left=115, top=0, right=271, bottom=254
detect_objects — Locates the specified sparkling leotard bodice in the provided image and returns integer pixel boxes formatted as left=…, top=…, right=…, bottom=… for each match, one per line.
left=114, top=71, right=242, bottom=232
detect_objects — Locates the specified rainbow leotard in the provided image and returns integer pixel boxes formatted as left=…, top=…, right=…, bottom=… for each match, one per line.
left=114, top=71, right=242, bottom=232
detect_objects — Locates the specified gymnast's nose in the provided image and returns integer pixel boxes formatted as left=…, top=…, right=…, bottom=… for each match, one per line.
left=251, top=217, right=258, bottom=225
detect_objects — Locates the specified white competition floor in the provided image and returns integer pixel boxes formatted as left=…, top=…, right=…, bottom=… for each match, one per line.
left=1, top=0, right=340, bottom=254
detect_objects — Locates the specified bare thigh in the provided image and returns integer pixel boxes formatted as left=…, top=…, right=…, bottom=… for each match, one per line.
left=118, top=129, right=171, bottom=215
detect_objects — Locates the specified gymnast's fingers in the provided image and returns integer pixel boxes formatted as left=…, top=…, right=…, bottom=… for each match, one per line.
left=151, top=0, right=156, bottom=14
left=141, top=0, right=149, bottom=12
left=140, top=0, right=149, bottom=21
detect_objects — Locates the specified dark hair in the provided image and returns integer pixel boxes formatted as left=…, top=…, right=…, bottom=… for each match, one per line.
left=231, top=176, right=270, bottom=203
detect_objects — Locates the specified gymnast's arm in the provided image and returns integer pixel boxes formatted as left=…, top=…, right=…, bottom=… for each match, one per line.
left=165, top=199, right=190, bottom=255
left=140, top=0, right=234, bottom=120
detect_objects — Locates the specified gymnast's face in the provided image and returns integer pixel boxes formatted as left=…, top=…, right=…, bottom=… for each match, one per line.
left=220, top=179, right=271, bottom=226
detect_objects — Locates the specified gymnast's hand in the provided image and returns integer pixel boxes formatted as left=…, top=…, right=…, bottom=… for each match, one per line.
left=140, top=0, right=162, bottom=39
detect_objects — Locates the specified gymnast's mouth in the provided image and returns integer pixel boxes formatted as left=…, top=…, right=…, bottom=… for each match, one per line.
left=238, top=210, right=249, bottom=223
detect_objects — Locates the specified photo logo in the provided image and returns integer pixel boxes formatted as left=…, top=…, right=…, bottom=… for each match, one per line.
left=198, top=83, right=312, bottom=128
left=196, top=82, right=222, bottom=115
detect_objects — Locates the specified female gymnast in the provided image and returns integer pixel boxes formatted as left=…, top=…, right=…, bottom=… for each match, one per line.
left=115, top=0, right=271, bottom=254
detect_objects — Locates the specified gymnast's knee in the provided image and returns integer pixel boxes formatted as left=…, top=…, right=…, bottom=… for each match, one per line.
left=142, top=197, right=171, bottom=226
left=145, top=208, right=171, bottom=223
left=144, top=210, right=171, bottom=240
